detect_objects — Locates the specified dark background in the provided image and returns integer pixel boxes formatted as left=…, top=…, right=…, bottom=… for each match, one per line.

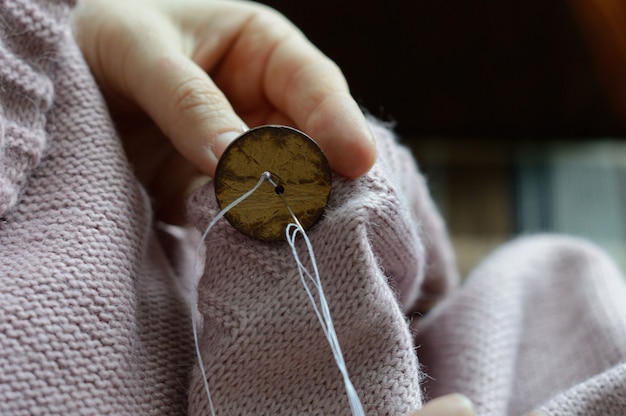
left=261, top=1, right=623, bottom=138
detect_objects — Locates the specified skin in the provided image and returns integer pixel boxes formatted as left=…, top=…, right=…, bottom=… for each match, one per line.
left=72, top=0, right=376, bottom=223
left=409, top=394, right=475, bottom=416
left=72, top=1, right=475, bottom=414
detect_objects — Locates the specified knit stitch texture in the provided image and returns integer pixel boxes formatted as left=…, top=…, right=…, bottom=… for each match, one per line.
left=1, top=0, right=625, bottom=415
left=0, top=1, right=191, bottom=414
left=186, top=120, right=457, bottom=415
left=416, top=235, right=626, bottom=415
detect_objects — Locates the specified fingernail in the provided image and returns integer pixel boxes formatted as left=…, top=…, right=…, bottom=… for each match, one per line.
left=213, top=131, right=242, bottom=158
left=184, top=174, right=211, bottom=199
left=420, top=394, right=475, bottom=416
left=447, top=394, right=475, bottom=415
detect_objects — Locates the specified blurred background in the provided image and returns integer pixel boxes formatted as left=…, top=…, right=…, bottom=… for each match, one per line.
left=262, top=0, right=626, bottom=275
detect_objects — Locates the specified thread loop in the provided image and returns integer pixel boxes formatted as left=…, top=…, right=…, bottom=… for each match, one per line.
left=191, top=172, right=364, bottom=415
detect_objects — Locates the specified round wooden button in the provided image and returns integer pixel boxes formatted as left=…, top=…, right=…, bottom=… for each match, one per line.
left=214, top=125, right=332, bottom=241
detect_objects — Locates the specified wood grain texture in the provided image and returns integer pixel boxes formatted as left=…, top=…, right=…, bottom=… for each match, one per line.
left=214, top=126, right=332, bottom=241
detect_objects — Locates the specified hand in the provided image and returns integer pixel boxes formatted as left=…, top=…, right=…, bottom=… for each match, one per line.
left=72, top=0, right=376, bottom=224
left=408, top=394, right=475, bottom=416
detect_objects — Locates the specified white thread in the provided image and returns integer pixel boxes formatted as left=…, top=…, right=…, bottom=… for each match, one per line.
left=283, top=221, right=365, bottom=415
left=267, top=177, right=365, bottom=415
left=191, top=171, right=364, bottom=416
left=191, top=172, right=271, bottom=416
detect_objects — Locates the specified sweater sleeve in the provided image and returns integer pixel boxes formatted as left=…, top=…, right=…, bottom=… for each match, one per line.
left=186, top=120, right=457, bottom=415
left=0, top=1, right=192, bottom=414
left=415, top=235, right=626, bottom=415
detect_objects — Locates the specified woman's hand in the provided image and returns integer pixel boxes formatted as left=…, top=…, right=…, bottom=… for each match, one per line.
left=72, top=0, right=376, bottom=223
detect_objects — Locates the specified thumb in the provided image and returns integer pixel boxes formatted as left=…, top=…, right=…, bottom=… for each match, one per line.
left=75, top=0, right=244, bottom=177
left=131, top=51, right=246, bottom=177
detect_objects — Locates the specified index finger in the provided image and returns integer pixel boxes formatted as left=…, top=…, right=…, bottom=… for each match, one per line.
left=240, top=11, right=377, bottom=178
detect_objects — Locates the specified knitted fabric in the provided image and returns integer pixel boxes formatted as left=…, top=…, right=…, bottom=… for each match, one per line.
left=186, top=120, right=457, bottom=415
left=1, top=0, right=625, bottom=415
left=416, top=235, right=626, bottom=415
left=0, top=1, right=191, bottom=414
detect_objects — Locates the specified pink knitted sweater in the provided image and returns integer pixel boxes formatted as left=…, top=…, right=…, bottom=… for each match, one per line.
left=1, top=1, right=625, bottom=415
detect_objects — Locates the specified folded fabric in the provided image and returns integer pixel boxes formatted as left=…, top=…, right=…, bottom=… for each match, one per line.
left=0, top=1, right=191, bottom=413
left=186, top=119, right=457, bottom=415
left=416, top=235, right=626, bottom=415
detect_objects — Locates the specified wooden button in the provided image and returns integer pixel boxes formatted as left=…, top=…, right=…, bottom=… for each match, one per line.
left=214, top=125, right=332, bottom=241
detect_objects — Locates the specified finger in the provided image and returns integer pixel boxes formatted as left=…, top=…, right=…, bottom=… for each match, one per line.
left=216, top=9, right=376, bottom=178
left=133, top=52, right=247, bottom=177
left=82, top=1, right=248, bottom=177
left=128, top=23, right=247, bottom=177
left=267, top=32, right=377, bottom=178
left=408, top=394, right=475, bottom=416
left=128, top=3, right=374, bottom=179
